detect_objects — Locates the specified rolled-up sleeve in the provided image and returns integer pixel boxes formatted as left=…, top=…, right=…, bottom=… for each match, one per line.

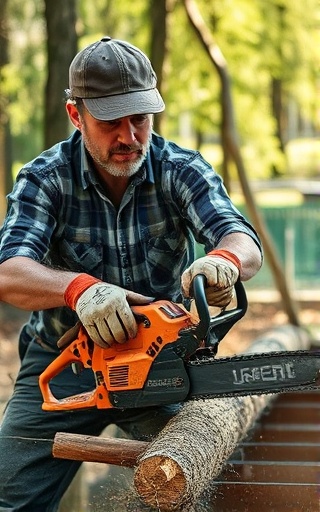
left=165, top=152, right=262, bottom=253
left=0, top=167, right=59, bottom=264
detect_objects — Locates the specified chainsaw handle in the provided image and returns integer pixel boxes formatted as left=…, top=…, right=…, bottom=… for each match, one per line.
left=192, top=274, right=247, bottom=347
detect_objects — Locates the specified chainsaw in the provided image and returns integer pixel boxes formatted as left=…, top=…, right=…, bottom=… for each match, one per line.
left=39, top=276, right=320, bottom=411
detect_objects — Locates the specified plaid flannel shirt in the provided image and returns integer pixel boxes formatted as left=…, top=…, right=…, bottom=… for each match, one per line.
left=0, top=131, right=261, bottom=348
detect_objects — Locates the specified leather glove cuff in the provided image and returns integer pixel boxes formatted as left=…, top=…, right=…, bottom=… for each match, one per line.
left=207, top=249, right=241, bottom=272
left=64, top=273, right=102, bottom=310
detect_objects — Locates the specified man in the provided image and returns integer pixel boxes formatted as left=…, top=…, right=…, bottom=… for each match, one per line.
left=0, top=36, right=262, bottom=511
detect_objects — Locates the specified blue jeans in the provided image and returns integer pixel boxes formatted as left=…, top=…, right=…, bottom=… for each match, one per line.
left=0, top=335, right=182, bottom=511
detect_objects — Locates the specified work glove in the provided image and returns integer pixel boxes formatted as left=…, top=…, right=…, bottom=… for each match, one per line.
left=181, top=250, right=241, bottom=308
left=64, top=274, right=153, bottom=347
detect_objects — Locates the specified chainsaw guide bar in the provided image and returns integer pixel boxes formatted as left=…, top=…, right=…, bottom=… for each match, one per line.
left=187, top=349, right=320, bottom=399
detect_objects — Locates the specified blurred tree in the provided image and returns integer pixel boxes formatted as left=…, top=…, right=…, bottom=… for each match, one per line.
left=258, top=0, right=320, bottom=175
left=77, top=0, right=168, bottom=134
left=148, top=0, right=169, bottom=134
left=182, top=0, right=234, bottom=189
left=78, top=0, right=147, bottom=42
left=3, top=0, right=320, bottom=183
left=0, top=0, right=12, bottom=219
left=5, top=1, right=45, bottom=169
left=44, top=0, right=77, bottom=148
left=271, top=4, right=287, bottom=160
left=183, top=0, right=300, bottom=327
left=164, top=0, right=319, bottom=178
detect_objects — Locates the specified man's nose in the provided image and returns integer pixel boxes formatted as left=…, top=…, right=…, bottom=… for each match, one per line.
left=117, top=119, right=137, bottom=145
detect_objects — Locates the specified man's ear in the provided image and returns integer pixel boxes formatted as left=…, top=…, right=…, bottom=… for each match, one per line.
left=66, top=102, right=81, bottom=130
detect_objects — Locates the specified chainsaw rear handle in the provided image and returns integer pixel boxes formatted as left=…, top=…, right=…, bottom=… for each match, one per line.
left=192, top=275, right=247, bottom=347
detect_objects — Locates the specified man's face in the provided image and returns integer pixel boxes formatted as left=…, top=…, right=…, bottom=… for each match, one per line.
left=78, top=109, right=153, bottom=178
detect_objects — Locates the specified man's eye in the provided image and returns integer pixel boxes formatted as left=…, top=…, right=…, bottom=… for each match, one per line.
left=133, top=115, right=148, bottom=124
left=100, top=115, right=149, bottom=128
left=105, top=120, right=120, bottom=126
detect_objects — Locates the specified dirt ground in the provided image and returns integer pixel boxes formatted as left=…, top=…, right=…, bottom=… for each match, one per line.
left=0, top=295, right=319, bottom=511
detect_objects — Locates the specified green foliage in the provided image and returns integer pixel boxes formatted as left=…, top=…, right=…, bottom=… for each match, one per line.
left=6, top=0, right=45, bottom=163
left=164, top=2, right=222, bottom=138
left=176, top=0, right=318, bottom=177
left=286, top=138, right=320, bottom=176
left=3, top=0, right=320, bottom=179
left=78, top=0, right=149, bottom=51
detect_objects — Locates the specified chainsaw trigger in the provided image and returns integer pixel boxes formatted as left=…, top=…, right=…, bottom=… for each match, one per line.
left=133, top=313, right=151, bottom=327
left=57, top=321, right=82, bottom=350
left=71, top=361, right=84, bottom=375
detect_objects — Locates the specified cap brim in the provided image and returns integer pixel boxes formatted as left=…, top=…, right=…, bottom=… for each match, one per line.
left=83, top=89, right=165, bottom=121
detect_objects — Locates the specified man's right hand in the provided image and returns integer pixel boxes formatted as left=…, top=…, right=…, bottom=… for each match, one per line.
left=64, top=275, right=153, bottom=347
left=75, top=283, right=136, bottom=346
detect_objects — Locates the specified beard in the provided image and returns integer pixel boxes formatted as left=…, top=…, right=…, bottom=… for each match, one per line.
left=82, top=130, right=152, bottom=178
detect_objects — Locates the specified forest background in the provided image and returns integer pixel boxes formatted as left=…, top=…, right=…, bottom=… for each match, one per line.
left=1, top=0, right=319, bottom=199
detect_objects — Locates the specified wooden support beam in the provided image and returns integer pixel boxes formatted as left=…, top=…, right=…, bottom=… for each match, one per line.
left=53, top=433, right=148, bottom=468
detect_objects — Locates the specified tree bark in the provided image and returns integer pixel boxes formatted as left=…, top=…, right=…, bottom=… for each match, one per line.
left=134, top=324, right=310, bottom=510
left=0, top=0, right=12, bottom=220
left=53, top=433, right=148, bottom=467
left=148, top=0, right=168, bottom=135
left=44, top=0, right=77, bottom=149
left=272, top=77, right=286, bottom=154
left=182, top=0, right=300, bottom=327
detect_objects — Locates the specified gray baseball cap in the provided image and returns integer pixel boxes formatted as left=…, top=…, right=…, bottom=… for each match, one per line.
left=69, top=36, right=165, bottom=121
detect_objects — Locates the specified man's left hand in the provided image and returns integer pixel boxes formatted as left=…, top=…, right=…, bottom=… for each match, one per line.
left=181, top=252, right=240, bottom=308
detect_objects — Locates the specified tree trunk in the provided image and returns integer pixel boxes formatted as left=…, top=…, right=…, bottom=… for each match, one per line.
left=182, top=0, right=300, bottom=327
left=44, top=0, right=77, bottom=149
left=271, top=77, right=287, bottom=176
left=0, top=0, right=12, bottom=221
left=272, top=77, right=286, bottom=153
left=148, top=0, right=168, bottom=135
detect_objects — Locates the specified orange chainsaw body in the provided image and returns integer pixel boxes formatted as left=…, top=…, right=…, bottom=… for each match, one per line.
left=39, top=300, right=199, bottom=411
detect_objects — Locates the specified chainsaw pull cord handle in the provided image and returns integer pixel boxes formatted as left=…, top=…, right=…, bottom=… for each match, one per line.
left=192, top=274, right=248, bottom=353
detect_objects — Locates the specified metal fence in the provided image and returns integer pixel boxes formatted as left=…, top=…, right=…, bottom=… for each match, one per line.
left=197, top=202, right=320, bottom=291
left=248, top=202, right=320, bottom=291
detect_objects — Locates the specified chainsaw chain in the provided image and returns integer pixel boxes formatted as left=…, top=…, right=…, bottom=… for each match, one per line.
left=188, top=383, right=318, bottom=400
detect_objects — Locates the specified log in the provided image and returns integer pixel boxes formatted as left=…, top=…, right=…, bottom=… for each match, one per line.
left=52, top=325, right=310, bottom=510
left=53, top=433, right=148, bottom=467
left=133, top=324, right=310, bottom=511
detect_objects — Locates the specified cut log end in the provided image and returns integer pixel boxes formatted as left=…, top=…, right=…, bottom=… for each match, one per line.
left=134, top=456, right=186, bottom=511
